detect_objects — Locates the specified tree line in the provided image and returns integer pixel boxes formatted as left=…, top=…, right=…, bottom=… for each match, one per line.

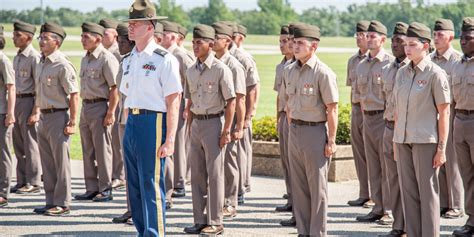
left=1, top=0, right=473, bottom=36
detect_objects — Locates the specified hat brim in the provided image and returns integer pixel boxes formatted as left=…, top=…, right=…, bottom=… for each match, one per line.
left=124, top=16, right=168, bottom=22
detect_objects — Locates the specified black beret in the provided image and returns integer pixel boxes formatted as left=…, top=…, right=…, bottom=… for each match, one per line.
left=407, top=22, right=431, bottom=41
left=356, top=20, right=370, bottom=32
left=212, top=22, right=233, bottom=37
left=393, top=22, right=408, bottom=36
left=13, top=20, right=36, bottom=35
left=434, top=19, right=454, bottom=31
left=193, top=24, right=215, bottom=40
left=99, top=19, right=118, bottom=29
left=293, top=23, right=321, bottom=40
left=40, top=21, right=66, bottom=39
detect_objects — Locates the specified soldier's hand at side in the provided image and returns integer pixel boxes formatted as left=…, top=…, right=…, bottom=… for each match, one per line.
left=232, top=128, right=243, bottom=141
left=183, top=109, right=189, bottom=120
left=433, top=150, right=446, bottom=168
left=325, top=140, right=337, bottom=158
left=5, top=114, right=15, bottom=127
left=27, top=112, right=40, bottom=125
left=220, top=131, right=231, bottom=148
left=64, top=121, right=76, bottom=136
left=103, top=112, right=115, bottom=127
left=158, top=140, right=174, bottom=158
left=244, top=118, right=251, bottom=129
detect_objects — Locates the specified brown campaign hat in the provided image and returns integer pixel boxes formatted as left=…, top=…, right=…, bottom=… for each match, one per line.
left=356, top=20, right=370, bottom=32
left=178, top=24, right=187, bottom=38
left=155, top=22, right=163, bottom=34
left=280, top=24, right=290, bottom=35
left=407, top=22, right=431, bottom=41
left=81, top=22, right=105, bottom=37
left=161, top=20, right=179, bottom=33
left=99, top=19, right=118, bottom=29
left=393, top=22, right=408, bottom=36
left=116, top=23, right=129, bottom=36
left=212, top=22, right=233, bottom=37
left=236, top=24, right=247, bottom=36
left=40, top=21, right=66, bottom=39
left=461, top=17, right=474, bottom=32
left=126, top=0, right=167, bottom=21
left=368, top=20, right=387, bottom=35
left=13, top=20, right=36, bottom=35
left=193, top=24, right=215, bottom=40
left=293, top=23, right=321, bottom=40
left=434, top=18, right=454, bottom=31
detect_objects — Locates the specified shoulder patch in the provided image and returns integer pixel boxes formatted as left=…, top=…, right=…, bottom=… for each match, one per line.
left=153, top=48, right=168, bottom=57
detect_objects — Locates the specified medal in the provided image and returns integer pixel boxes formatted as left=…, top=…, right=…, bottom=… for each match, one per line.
left=303, top=84, right=308, bottom=95
left=309, top=85, right=314, bottom=94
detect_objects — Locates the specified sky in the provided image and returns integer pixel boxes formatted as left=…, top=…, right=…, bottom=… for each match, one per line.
left=0, top=0, right=459, bottom=13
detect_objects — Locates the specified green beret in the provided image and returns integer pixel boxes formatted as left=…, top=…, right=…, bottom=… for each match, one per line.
left=178, top=25, right=187, bottom=38
left=462, top=17, right=474, bottom=32
left=293, top=23, right=321, bottom=40
left=116, top=23, right=129, bottom=36
left=407, top=22, right=431, bottom=41
left=0, top=24, right=3, bottom=37
left=193, top=24, right=215, bottom=40
left=40, top=21, right=66, bottom=39
left=82, top=22, right=105, bottom=37
left=356, top=20, right=370, bottom=32
left=13, top=20, right=36, bottom=35
left=155, top=22, right=163, bottom=35
left=368, top=20, right=387, bottom=35
left=280, top=25, right=289, bottom=35
left=434, top=18, right=454, bottom=31
left=212, top=22, right=233, bottom=37
left=99, top=19, right=118, bottom=29
left=161, top=21, right=179, bottom=33
left=237, top=25, right=247, bottom=36
left=393, top=22, right=408, bottom=36
left=127, top=0, right=167, bottom=21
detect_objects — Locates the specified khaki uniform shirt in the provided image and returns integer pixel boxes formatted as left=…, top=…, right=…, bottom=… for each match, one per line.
left=382, top=58, right=410, bottom=121
left=393, top=56, right=451, bottom=144
left=452, top=55, right=474, bottom=110
left=13, top=44, right=40, bottom=95
left=274, top=57, right=293, bottom=112
left=185, top=53, right=235, bottom=115
left=218, top=51, right=246, bottom=96
left=356, top=49, right=395, bottom=111
left=79, top=44, right=118, bottom=100
left=168, top=44, right=195, bottom=87
left=346, top=51, right=368, bottom=104
left=431, top=47, right=462, bottom=102
left=107, top=42, right=122, bottom=62
left=35, top=50, right=79, bottom=109
left=282, top=55, right=339, bottom=123
left=0, top=51, right=15, bottom=114
left=230, top=44, right=259, bottom=87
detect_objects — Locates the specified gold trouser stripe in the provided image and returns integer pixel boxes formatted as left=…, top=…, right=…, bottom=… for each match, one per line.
left=154, top=113, right=165, bottom=237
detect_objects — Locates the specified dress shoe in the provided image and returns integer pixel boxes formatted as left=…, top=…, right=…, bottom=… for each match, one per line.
left=74, top=191, right=99, bottom=200
left=378, top=229, right=405, bottom=237
left=10, top=184, right=24, bottom=193
left=356, top=211, right=383, bottom=222
left=183, top=224, right=207, bottom=234
left=16, top=184, right=41, bottom=194
left=363, top=199, right=375, bottom=208
left=376, top=213, right=394, bottom=225
left=223, top=206, right=237, bottom=218
left=280, top=216, right=296, bottom=227
left=442, top=208, right=464, bottom=219
left=92, top=191, right=113, bottom=202
left=282, top=193, right=289, bottom=199
left=44, top=206, right=70, bottom=216
left=33, top=205, right=54, bottom=214
left=201, top=225, right=224, bottom=234
left=245, top=185, right=251, bottom=193
left=111, top=179, right=126, bottom=190
left=347, top=197, right=370, bottom=207
left=453, top=225, right=474, bottom=237
left=166, top=201, right=172, bottom=210
left=238, top=194, right=245, bottom=204
left=126, top=218, right=134, bottom=226
left=112, top=211, right=132, bottom=223
left=171, top=188, right=186, bottom=198
left=275, top=203, right=292, bottom=212
left=440, top=207, right=450, bottom=216
left=0, top=197, right=8, bottom=207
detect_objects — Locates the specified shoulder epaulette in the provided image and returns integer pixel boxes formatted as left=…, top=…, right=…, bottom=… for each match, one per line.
left=153, top=48, right=168, bottom=57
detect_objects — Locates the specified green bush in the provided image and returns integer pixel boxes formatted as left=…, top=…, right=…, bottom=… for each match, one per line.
left=252, top=103, right=352, bottom=145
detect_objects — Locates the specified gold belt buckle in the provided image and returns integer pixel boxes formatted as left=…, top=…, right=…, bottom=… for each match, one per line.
left=132, top=108, right=139, bottom=115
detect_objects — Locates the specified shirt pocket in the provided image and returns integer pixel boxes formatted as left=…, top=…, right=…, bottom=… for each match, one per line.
left=467, top=75, right=474, bottom=96
left=300, top=82, right=318, bottom=109
left=372, top=74, right=384, bottom=99
left=42, top=75, right=59, bottom=96
left=357, top=74, right=369, bottom=95
left=451, top=75, right=462, bottom=101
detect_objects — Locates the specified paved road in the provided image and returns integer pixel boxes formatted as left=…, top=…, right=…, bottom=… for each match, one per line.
left=0, top=160, right=467, bottom=236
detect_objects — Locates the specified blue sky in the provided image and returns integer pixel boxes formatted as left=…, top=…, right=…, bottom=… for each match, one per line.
left=0, top=0, right=458, bottom=13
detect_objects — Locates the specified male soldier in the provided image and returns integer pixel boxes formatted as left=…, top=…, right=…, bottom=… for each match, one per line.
left=355, top=20, right=394, bottom=224
left=0, top=24, right=16, bottom=207
left=120, top=1, right=181, bottom=236
left=431, top=18, right=464, bottom=219
left=11, top=20, right=42, bottom=194
left=451, top=17, right=474, bottom=237
left=33, top=22, right=79, bottom=216
left=212, top=21, right=246, bottom=218
left=74, top=22, right=119, bottom=202
left=153, top=22, right=163, bottom=45
left=379, top=22, right=409, bottom=237
left=280, top=23, right=338, bottom=236
left=274, top=24, right=294, bottom=213
left=346, top=20, right=372, bottom=207
left=99, top=18, right=125, bottom=190
left=161, top=20, right=195, bottom=201
left=111, top=22, right=135, bottom=225
left=183, top=24, right=236, bottom=235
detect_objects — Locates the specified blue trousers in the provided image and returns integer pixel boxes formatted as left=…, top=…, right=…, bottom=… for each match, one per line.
left=123, top=112, right=167, bottom=237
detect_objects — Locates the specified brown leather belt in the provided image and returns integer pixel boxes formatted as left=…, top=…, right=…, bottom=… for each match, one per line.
left=291, top=119, right=325, bottom=126
left=385, top=120, right=395, bottom=129
left=456, top=109, right=474, bottom=115
left=40, top=108, right=67, bottom=114
left=130, top=108, right=160, bottom=115
left=363, top=110, right=384, bottom=116
left=16, top=93, right=35, bottom=98
left=193, top=112, right=223, bottom=120
left=352, top=102, right=361, bottom=106
left=83, top=98, right=108, bottom=104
